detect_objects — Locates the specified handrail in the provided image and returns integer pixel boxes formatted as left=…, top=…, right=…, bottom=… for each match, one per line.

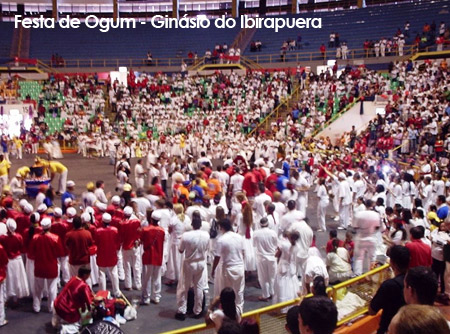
left=311, top=97, right=361, bottom=138
left=248, top=83, right=302, bottom=137
left=37, top=44, right=418, bottom=70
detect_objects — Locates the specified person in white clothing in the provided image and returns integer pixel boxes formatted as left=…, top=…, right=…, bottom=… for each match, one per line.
left=253, top=183, right=272, bottom=224
left=94, top=181, right=108, bottom=204
left=134, top=159, right=146, bottom=190
left=352, top=201, right=381, bottom=276
left=316, top=178, right=329, bottom=232
left=175, top=216, right=210, bottom=320
left=253, top=217, right=278, bottom=301
left=294, top=171, right=309, bottom=217
left=212, top=219, right=245, bottom=314
left=279, top=200, right=305, bottom=237
left=338, top=172, right=352, bottom=230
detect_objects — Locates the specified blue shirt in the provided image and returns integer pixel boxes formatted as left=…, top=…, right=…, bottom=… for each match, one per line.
left=276, top=175, right=288, bottom=192
left=61, top=191, right=75, bottom=213
left=437, top=205, right=449, bottom=220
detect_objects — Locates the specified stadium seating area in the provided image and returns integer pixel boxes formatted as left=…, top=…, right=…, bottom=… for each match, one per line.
left=247, top=1, right=450, bottom=57
left=29, top=23, right=241, bottom=61
left=0, top=22, right=14, bottom=57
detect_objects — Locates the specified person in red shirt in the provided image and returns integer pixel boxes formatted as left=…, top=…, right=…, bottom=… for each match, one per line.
left=242, top=163, right=258, bottom=198
left=15, top=203, right=32, bottom=238
left=141, top=210, right=166, bottom=305
left=52, top=266, right=94, bottom=332
left=65, top=216, right=94, bottom=280
left=120, top=206, right=142, bottom=291
left=0, top=219, right=29, bottom=303
left=50, top=207, right=70, bottom=285
left=29, top=218, right=64, bottom=313
left=405, top=227, right=432, bottom=268
left=0, top=242, right=8, bottom=327
left=95, top=213, right=121, bottom=297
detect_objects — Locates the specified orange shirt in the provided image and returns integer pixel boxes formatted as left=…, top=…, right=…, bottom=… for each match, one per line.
left=207, top=178, right=222, bottom=198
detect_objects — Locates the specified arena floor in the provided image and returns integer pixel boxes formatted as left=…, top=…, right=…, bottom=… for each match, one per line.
left=4, top=153, right=345, bottom=334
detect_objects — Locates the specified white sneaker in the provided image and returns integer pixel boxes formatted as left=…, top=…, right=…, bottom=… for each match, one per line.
left=334, top=216, right=340, bottom=221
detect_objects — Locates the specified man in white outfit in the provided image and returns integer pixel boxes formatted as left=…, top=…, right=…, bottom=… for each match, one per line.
left=279, top=200, right=305, bottom=237
left=338, top=172, right=352, bottom=230
left=212, top=219, right=245, bottom=314
left=253, top=217, right=278, bottom=301
left=134, top=159, right=146, bottom=190
left=253, top=183, right=272, bottom=225
left=175, top=217, right=210, bottom=320
left=352, top=200, right=381, bottom=276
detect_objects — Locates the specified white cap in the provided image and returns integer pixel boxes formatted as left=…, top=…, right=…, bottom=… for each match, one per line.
left=19, top=199, right=28, bottom=208
left=124, top=206, right=133, bottom=217
left=66, top=207, right=77, bottom=218
left=40, top=218, right=52, bottom=230
left=64, top=198, right=73, bottom=205
left=96, top=202, right=107, bottom=211
left=54, top=207, right=63, bottom=217
left=24, top=203, right=34, bottom=214
left=67, top=180, right=76, bottom=187
left=102, top=213, right=112, bottom=223
left=338, top=172, right=347, bottom=179
left=275, top=168, right=284, bottom=175
left=151, top=210, right=162, bottom=221
left=6, top=218, right=17, bottom=232
left=81, top=212, right=91, bottom=223
left=31, top=212, right=40, bottom=223
left=85, top=206, right=94, bottom=215
left=111, top=196, right=121, bottom=205
left=37, top=204, right=48, bottom=212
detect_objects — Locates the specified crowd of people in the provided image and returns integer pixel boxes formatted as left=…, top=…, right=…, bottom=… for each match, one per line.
left=0, top=47, right=449, bottom=334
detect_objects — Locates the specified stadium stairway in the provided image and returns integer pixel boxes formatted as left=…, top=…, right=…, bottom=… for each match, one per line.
left=314, top=100, right=377, bottom=141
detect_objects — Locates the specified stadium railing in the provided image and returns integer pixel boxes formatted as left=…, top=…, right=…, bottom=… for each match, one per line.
left=39, top=45, right=421, bottom=69
left=160, top=263, right=391, bottom=334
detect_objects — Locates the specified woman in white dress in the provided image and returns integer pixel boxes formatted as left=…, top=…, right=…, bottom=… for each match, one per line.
left=326, top=238, right=353, bottom=284
left=316, top=178, right=329, bottom=232
left=273, top=231, right=300, bottom=310
left=2, top=219, right=29, bottom=302
left=165, top=204, right=190, bottom=285
left=235, top=193, right=256, bottom=275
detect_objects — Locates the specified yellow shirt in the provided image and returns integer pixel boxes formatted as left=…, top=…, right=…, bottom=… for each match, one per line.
left=0, top=160, right=11, bottom=176
left=49, top=161, right=68, bottom=173
left=17, top=166, right=30, bottom=178
left=13, top=138, right=23, bottom=149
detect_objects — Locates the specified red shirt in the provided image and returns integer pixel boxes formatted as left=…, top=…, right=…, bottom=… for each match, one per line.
left=326, top=239, right=344, bottom=253
left=0, top=244, right=8, bottom=283
left=65, top=229, right=94, bottom=266
left=50, top=220, right=70, bottom=256
left=0, top=232, right=24, bottom=258
left=119, top=219, right=141, bottom=250
left=29, top=231, right=64, bottom=279
left=16, top=213, right=31, bottom=237
left=405, top=239, right=432, bottom=268
left=95, top=226, right=120, bottom=267
left=265, top=173, right=278, bottom=193
left=242, top=171, right=258, bottom=197
left=54, top=277, right=94, bottom=323
left=141, top=225, right=165, bottom=266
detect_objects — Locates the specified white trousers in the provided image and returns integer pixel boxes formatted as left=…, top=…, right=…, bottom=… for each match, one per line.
left=33, top=277, right=58, bottom=313
left=256, top=257, right=277, bottom=299
left=58, top=256, right=70, bottom=285
left=58, top=170, right=68, bottom=194
left=176, top=260, right=206, bottom=315
left=339, top=204, right=350, bottom=229
left=26, top=257, right=35, bottom=297
left=122, top=247, right=142, bottom=290
left=166, top=243, right=183, bottom=281
left=353, top=238, right=377, bottom=276
left=142, top=265, right=162, bottom=302
left=0, top=283, right=5, bottom=324
left=317, top=200, right=329, bottom=231
left=135, top=177, right=145, bottom=190
left=98, top=265, right=121, bottom=297
left=90, top=255, right=99, bottom=286
left=222, top=265, right=245, bottom=314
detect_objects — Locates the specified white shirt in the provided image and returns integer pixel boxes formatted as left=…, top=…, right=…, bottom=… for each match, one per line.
left=353, top=210, right=380, bottom=239
left=230, top=174, right=244, bottom=194
left=134, top=163, right=145, bottom=179
left=215, top=231, right=245, bottom=267
left=289, top=220, right=313, bottom=260
left=339, top=180, right=352, bottom=205
left=253, top=227, right=278, bottom=261
left=353, top=179, right=366, bottom=200
left=280, top=209, right=305, bottom=236
left=94, top=188, right=108, bottom=204
left=304, top=255, right=329, bottom=285
left=180, top=229, right=210, bottom=263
